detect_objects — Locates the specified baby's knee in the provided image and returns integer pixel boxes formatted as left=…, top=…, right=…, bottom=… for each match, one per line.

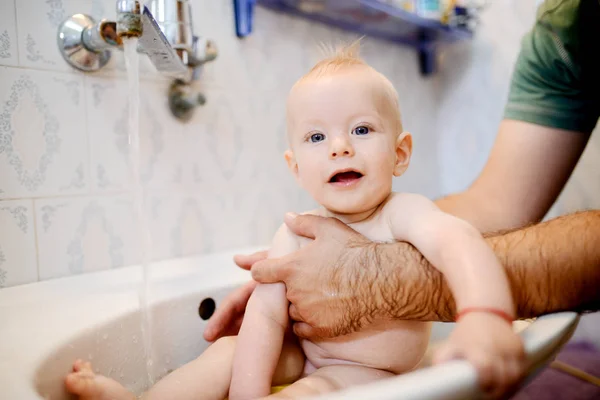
left=204, top=336, right=237, bottom=359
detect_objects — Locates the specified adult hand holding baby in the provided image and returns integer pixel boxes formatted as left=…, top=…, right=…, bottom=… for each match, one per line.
left=205, top=212, right=451, bottom=341
left=205, top=212, right=380, bottom=341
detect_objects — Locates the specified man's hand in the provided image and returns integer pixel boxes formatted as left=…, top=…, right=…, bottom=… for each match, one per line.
left=203, top=251, right=267, bottom=342
left=251, top=213, right=381, bottom=339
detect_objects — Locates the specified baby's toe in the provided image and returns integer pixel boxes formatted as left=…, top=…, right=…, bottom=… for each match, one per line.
left=72, top=359, right=93, bottom=373
left=65, top=370, right=100, bottom=397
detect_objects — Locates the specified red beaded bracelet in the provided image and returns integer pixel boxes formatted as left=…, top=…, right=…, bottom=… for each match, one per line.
left=456, top=307, right=514, bottom=324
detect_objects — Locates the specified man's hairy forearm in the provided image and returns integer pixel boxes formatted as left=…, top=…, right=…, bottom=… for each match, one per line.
left=373, top=210, right=600, bottom=322
left=490, top=210, right=600, bottom=318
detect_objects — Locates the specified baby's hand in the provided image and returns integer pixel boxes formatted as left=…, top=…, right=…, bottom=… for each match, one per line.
left=433, top=312, right=525, bottom=399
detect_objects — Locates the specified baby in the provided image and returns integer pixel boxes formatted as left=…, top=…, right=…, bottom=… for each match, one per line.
left=65, top=41, right=524, bottom=400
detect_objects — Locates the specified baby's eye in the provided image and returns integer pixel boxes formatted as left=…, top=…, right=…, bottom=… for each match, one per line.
left=353, top=126, right=370, bottom=135
left=309, top=133, right=325, bottom=143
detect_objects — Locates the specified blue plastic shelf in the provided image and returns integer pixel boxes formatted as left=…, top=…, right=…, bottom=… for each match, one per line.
left=233, top=0, right=473, bottom=76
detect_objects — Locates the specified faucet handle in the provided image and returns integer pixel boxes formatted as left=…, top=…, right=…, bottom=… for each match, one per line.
left=168, top=79, right=206, bottom=122
left=187, top=36, right=218, bottom=81
left=190, top=36, right=218, bottom=66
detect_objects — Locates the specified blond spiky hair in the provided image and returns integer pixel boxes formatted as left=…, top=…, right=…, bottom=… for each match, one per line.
left=305, top=38, right=366, bottom=78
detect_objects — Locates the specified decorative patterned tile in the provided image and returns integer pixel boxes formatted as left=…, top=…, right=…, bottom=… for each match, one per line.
left=193, top=180, right=313, bottom=253
left=0, top=67, right=89, bottom=198
left=0, top=0, right=19, bottom=67
left=182, top=87, right=265, bottom=189
left=35, top=195, right=141, bottom=280
left=145, top=194, right=212, bottom=261
left=246, top=181, right=311, bottom=247
left=86, top=76, right=184, bottom=192
left=0, top=200, right=37, bottom=287
left=15, top=0, right=108, bottom=70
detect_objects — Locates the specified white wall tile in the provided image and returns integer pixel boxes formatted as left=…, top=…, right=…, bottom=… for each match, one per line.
left=86, top=76, right=185, bottom=192
left=145, top=193, right=212, bottom=261
left=35, top=195, right=141, bottom=280
left=182, top=87, right=262, bottom=189
left=0, top=199, right=37, bottom=287
left=0, top=0, right=19, bottom=67
left=0, top=67, right=89, bottom=198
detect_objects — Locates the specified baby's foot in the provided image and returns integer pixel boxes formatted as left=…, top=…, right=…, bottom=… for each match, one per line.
left=65, top=359, right=136, bottom=400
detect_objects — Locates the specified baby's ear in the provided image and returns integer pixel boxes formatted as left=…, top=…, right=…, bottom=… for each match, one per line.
left=394, top=132, right=412, bottom=177
left=284, top=150, right=299, bottom=179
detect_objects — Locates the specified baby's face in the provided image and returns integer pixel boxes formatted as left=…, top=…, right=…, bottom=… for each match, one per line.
left=285, top=68, right=410, bottom=215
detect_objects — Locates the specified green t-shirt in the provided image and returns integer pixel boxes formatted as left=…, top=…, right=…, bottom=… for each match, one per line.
left=504, top=0, right=600, bottom=133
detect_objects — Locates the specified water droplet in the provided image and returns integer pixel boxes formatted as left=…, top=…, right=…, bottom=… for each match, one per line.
left=88, top=354, right=93, bottom=360
left=103, top=334, right=108, bottom=339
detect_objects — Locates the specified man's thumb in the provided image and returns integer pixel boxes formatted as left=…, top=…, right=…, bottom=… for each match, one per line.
left=233, top=250, right=268, bottom=270
left=251, top=258, right=281, bottom=283
left=284, top=212, right=323, bottom=240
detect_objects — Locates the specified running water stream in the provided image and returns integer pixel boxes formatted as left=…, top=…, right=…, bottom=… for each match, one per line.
left=123, top=37, right=155, bottom=387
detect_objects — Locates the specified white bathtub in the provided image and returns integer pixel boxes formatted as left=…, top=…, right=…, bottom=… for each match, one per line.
left=0, top=247, right=579, bottom=400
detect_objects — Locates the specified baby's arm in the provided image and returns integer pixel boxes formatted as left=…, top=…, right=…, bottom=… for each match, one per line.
left=386, top=193, right=524, bottom=396
left=387, top=193, right=514, bottom=316
left=229, top=224, right=301, bottom=400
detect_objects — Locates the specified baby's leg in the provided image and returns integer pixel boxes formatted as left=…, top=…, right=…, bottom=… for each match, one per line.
left=65, top=359, right=136, bottom=400
left=143, top=335, right=305, bottom=400
left=66, top=335, right=304, bottom=400
left=263, top=365, right=394, bottom=399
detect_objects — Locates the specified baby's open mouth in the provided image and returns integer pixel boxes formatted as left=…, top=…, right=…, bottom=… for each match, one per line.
left=329, top=170, right=364, bottom=184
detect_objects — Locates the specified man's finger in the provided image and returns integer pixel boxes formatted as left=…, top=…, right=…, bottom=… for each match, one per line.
left=203, top=281, right=256, bottom=341
left=252, top=257, right=290, bottom=283
left=289, top=304, right=303, bottom=321
left=233, top=250, right=269, bottom=270
left=204, top=299, right=236, bottom=341
left=284, top=213, right=331, bottom=240
left=293, top=322, right=319, bottom=339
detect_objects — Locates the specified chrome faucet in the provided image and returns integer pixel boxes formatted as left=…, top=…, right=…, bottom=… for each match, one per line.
left=57, top=0, right=217, bottom=120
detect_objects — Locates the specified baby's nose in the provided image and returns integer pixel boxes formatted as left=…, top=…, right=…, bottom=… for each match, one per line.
left=329, top=138, right=355, bottom=159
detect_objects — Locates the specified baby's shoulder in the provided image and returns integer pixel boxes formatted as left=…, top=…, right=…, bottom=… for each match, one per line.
left=381, top=192, right=435, bottom=213
left=270, top=209, right=323, bottom=251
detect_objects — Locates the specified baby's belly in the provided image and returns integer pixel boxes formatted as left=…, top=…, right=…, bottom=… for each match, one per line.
left=301, top=320, right=431, bottom=375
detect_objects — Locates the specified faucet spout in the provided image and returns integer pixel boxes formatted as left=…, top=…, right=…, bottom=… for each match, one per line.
left=57, top=0, right=218, bottom=119
left=116, top=0, right=143, bottom=38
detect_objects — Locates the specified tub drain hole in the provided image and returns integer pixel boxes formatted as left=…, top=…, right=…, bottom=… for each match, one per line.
left=199, top=298, right=216, bottom=320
